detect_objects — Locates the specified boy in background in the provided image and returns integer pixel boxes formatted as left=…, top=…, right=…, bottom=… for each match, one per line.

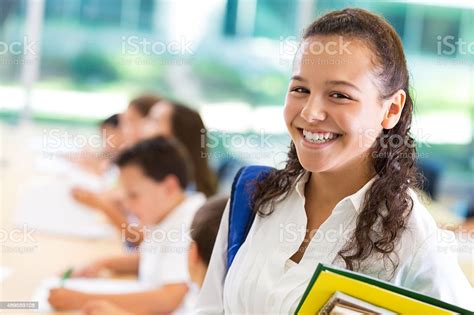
left=81, top=196, right=229, bottom=315
left=48, top=136, right=206, bottom=314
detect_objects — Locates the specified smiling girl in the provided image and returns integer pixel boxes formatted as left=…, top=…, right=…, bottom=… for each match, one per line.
left=195, top=8, right=472, bottom=313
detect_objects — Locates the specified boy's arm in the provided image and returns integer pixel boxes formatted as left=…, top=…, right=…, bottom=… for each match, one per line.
left=99, top=198, right=145, bottom=246
left=101, top=253, right=140, bottom=274
left=71, top=187, right=144, bottom=245
left=81, top=300, right=140, bottom=315
left=49, top=284, right=189, bottom=314
left=73, top=253, right=140, bottom=277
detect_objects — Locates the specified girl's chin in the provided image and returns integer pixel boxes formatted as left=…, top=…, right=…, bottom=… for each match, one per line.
left=297, top=155, right=335, bottom=173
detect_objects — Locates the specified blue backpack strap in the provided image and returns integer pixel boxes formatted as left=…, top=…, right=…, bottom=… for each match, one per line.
left=227, top=165, right=274, bottom=270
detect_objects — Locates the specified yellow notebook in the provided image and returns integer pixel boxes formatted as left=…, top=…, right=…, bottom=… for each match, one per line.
left=295, top=264, right=472, bottom=315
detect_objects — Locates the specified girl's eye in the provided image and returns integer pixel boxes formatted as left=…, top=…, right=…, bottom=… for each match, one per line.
left=290, top=87, right=310, bottom=94
left=330, top=92, right=351, bottom=100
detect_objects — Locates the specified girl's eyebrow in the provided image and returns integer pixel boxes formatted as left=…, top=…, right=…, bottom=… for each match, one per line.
left=290, top=76, right=361, bottom=93
left=325, top=80, right=361, bottom=92
left=290, top=75, right=308, bottom=82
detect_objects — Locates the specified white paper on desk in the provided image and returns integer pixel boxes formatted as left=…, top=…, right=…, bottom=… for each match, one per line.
left=32, top=277, right=149, bottom=312
left=34, top=157, right=105, bottom=190
left=13, top=176, right=116, bottom=239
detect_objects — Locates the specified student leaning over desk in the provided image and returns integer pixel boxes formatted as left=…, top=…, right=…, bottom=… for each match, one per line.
left=195, top=8, right=474, bottom=314
left=71, top=99, right=219, bottom=248
left=48, top=136, right=206, bottom=314
left=80, top=196, right=229, bottom=315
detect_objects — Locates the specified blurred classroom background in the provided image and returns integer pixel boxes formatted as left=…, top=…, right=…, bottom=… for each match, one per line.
left=0, top=0, right=473, bottom=312
left=1, top=0, right=472, bottom=197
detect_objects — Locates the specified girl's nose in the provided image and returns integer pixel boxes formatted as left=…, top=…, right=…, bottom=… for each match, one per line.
left=300, top=101, right=327, bottom=122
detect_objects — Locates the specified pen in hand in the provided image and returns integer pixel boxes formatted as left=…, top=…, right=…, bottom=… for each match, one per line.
left=60, top=268, right=73, bottom=287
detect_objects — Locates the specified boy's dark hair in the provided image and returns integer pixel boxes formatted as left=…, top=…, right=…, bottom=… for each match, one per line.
left=101, top=113, right=120, bottom=128
left=190, top=195, right=228, bottom=266
left=115, top=136, right=189, bottom=189
left=129, top=94, right=162, bottom=117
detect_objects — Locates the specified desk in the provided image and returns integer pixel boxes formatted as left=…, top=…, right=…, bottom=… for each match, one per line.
left=1, top=232, right=125, bottom=314
left=0, top=123, right=126, bottom=314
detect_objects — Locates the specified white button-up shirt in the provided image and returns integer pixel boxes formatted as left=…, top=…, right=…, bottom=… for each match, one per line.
left=139, top=193, right=206, bottom=288
left=195, top=172, right=473, bottom=314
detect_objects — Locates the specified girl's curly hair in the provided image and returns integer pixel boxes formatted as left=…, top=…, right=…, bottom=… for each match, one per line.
left=252, top=8, right=420, bottom=274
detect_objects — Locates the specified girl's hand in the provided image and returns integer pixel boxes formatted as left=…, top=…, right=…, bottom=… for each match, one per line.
left=72, top=260, right=107, bottom=278
left=48, top=288, right=89, bottom=311
left=81, top=300, right=133, bottom=315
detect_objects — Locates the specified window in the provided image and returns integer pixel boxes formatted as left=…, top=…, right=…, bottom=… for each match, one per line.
left=421, top=7, right=461, bottom=57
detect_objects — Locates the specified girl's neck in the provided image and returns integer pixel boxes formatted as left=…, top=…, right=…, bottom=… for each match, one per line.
left=307, top=155, right=375, bottom=212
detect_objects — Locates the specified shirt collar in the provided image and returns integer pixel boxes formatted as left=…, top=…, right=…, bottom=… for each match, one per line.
left=346, top=176, right=378, bottom=213
left=294, top=171, right=378, bottom=213
left=295, top=171, right=309, bottom=200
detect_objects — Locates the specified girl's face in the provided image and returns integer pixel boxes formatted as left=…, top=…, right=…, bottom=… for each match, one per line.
left=284, top=35, right=387, bottom=174
left=101, top=124, right=124, bottom=154
left=121, top=106, right=146, bottom=147
left=143, top=101, right=173, bottom=139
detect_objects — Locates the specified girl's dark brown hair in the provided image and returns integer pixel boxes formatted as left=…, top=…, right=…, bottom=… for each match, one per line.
left=129, top=94, right=162, bottom=117
left=252, top=8, right=419, bottom=274
left=170, top=102, right=218, bottom=197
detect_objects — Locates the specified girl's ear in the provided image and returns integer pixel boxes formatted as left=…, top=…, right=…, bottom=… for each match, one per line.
left=381, top=89, right=406, bottom=129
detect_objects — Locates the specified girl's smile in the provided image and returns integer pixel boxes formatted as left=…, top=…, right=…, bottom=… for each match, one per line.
left=298, top=128, right=343, bottom=149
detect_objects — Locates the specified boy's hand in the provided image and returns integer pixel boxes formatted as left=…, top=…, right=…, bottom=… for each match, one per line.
left=71, top=187, right=103, bottom=209
left=81, top=300, right=133, bottom=315
left=48, top=288, right=89, bottom=311
left=72, top=260, right=106, bottom=278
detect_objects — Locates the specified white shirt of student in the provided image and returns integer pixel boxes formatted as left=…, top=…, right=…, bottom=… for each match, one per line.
left=195, top=172, right=474, bottom=314
left=139, top=193, right=206, bottom=288
left=175, top=282, right=200, bottom=314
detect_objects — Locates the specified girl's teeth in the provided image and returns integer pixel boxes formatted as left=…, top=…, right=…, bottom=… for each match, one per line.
left=302, top=130, right=339, bottom=143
